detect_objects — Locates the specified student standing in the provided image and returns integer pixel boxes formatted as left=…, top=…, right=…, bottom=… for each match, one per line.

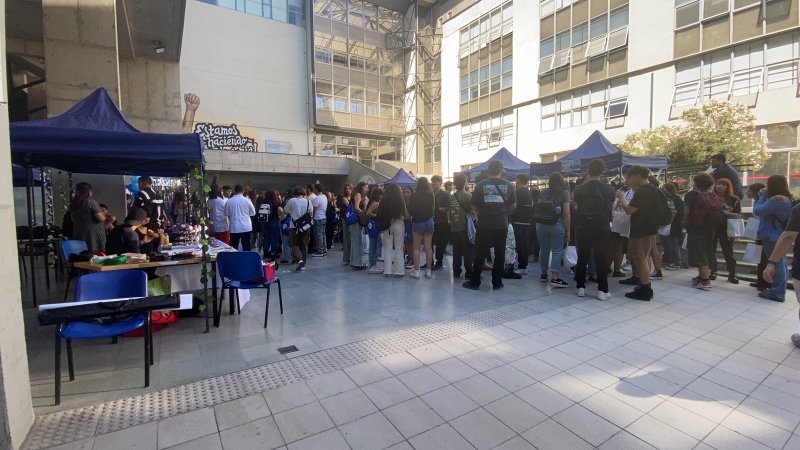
left=285, top=186, right=313, bottom=271
left=763, top=202, right=800, bottom=348
left=510, top=174, right=533, bottom=276
left=431, top=175, right=450, bottom=271
left=754, top=175, right=793, bottom=302
left=449, top=173, right=474, bottom=279
left=224, top=184, right=256, bottom=251
left=311, top=183, right=328, bottom=257
left=684, top=173, right=723, bottom=290
left=536, top=173, right=571, bottom=288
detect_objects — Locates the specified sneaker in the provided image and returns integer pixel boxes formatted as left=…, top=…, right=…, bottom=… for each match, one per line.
left=728, top=275, right=740, bottom=284
left=280, top=259, right=290, bottom=264
left=295, top=260, right=305, bottom=272
left=709, top=273, right=717, bottom=281
left=758, top=290, right=785, bottom=302
left=462, top=281, right=480, bottom=290
left=612, top=271, right=627, bottom=278
left=515, top=268, right=529, bottom=275
left=378, top=257, right=384, bottom=262
left=625, top=284, right=653, bottom=301
left=503, top=271, right=522, bottom=280
left=368, top=266, right=382, bottom=274
left=425, top=269, right=432, bottom=279
left=392, top=273, right=405, bottom=278
left=577, top=288, right=586, bottom=297
left=405, top=263, right=414, bottom=269
left=311, top=251, right=325, bottom=258
left=420, top=263, right=428, bottom=269
left=351, top=265, right=366, bottom=271
left=410, top=270, right=421, bottom=279
left=691, top=277, right=711, bottom=290
left=664, top=264, right=680, bottom=271
left=619, top=276, right=641, bottom=285
left=650, top=270, right=663, bottom=280
left=492, top=283, right=504, bottom=290
left=622, top=262, right=632, bottom=272
left=432, top=263, right=443, bottom=271
left=551, top=278, right=568, bottom=288
left=540, top=273, right=548, bottom=282
left=791, top=333, right=800, bottom=349
left=597, top=291, right=612, bottom=301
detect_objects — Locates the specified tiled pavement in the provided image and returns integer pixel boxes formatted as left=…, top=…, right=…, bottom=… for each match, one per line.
left=20, top=253, right=800, bottom=449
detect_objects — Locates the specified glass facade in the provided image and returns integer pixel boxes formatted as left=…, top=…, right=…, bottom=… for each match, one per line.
left=313, top=0, right=406, bottom=165
left=197, top=0, right=305, bottom=27
left=312, top=134, right=401, bottom=167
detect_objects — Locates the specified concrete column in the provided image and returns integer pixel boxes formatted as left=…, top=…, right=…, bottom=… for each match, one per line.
left=0, top=1, right=36, bottom=447
left=42, top=0, right=120, bottom=116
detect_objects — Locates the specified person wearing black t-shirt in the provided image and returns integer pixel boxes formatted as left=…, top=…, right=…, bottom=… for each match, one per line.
left=764, top=202, right=800, bottom=349
left=106, top=208, right=148, bottom=255
left=510, top=174, right=533, bottom=276
left=431, top=175, right=450, bottom=271
left=133, top=176, right=168, bottom=230
left=463, top=160, right=516, bottom=291
left=615, top=166, right=659, bottom=301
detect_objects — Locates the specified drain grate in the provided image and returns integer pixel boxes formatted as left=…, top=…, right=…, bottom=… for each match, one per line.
left=278, top=345, right=299, bottom=355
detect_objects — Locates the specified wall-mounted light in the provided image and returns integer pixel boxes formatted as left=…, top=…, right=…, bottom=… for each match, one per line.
left=154, top=41, right=165, bottom=54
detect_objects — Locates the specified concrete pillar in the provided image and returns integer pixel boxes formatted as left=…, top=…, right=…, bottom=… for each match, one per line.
left=0, top=1, right=36, bottom=447
left=42, top=0, right=120, bottom=116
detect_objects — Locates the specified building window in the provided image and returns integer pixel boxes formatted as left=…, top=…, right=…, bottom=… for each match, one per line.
left=671, top=30, right=800, bottom=106
left=460, top=56, right=513, bottom=104
left=460, top=111, right=515, bottom=149
left=459, top=1, right=513, bottom=57
left=198, top=0, right=304, bottom=27
left=541, top=79, right=628, bottom=131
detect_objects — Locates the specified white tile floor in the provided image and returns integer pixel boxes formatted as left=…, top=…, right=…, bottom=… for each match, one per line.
left=19, top=249, right=800, bottom=449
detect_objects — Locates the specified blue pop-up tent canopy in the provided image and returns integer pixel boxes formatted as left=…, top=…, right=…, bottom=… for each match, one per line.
left=10, top=88, right=203, bottom=176
left=12, top=165, right=42, bottom=187
left=380, top=168, right=417, bottom=188
left=463, top=147, right=530, bottom=182
left=530, top=130, right=668, bottom=178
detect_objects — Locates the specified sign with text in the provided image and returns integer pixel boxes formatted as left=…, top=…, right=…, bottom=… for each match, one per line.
left=193, top=123, right=258, bottom=152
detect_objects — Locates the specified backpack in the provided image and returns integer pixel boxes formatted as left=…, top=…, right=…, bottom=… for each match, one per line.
left=532, top=192, right=560, bottom=225
left=576, top=183, right=611, bottom=227
left=280, top=216, right=291, bottom=236
left=257, top=202, right=273, bottom=224
left=690, top=189, right=724, bottom=227
left=642, top=185, right=676, bottom=227
left=367, top=218, right=381, bottom=237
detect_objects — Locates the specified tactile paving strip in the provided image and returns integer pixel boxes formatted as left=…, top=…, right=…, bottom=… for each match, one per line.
left=24, top=297, right=571, bottom=449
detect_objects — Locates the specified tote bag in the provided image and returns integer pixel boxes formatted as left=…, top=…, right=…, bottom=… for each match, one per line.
left=727, top=218, right=745, bottom=238
left=562, top=246, right=578, bottom=268
left=611, top=210, right=630, bottom=236
left=743, top=243, right=763, bottom=264
left=743, top=217, right=760, bottom=240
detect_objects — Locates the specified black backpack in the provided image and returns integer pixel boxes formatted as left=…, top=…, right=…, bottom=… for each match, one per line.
left=533, top=198, right=559, bottom=225
left=576, top=183, right=610, bottom=226
left=642, top=185, right=676, bottom=227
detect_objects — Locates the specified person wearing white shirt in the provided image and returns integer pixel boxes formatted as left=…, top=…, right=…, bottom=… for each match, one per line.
left=207, top=186, right=229, bottom=244
left=285, top=186, right=314, bottom=271
left=311, top=183, right=329, bottom=257
left=224, top=184, right=256, bottom=250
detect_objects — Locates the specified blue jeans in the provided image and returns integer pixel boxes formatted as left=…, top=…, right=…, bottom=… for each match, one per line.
left=349, top=223, right=363, bottom=267
left=537, top=221, right=566, bottom=276
left=369, top=233, right=381, bottom=267
left=662, top=234, right=681, bottom=266
left=762, top=239, right=787, bottom=300
left=261, top=221, right=281, bottom=256
left=314, top=219, right=327, bottom=253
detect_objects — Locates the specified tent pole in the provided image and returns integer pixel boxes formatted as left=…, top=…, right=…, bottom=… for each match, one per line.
left=26, top=166, right=37, bottom=307
left=40, top=167, right=46, bottom=226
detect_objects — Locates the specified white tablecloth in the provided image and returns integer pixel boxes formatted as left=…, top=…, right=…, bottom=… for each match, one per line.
left=154, top=263, right=251, bottom=309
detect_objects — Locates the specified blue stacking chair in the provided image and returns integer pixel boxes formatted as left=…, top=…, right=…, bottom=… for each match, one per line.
left=54, top=270, right=148, bottom=405
left=61, top=240, right=88, bottom=300
left=216, top=251, right=282, bottom=328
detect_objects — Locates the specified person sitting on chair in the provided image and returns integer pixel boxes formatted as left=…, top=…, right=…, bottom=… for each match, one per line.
left=106, top=208, right=148, bottom=255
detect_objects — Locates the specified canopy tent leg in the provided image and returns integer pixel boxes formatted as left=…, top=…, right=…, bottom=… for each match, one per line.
left=40, top=167, right=46, bottom=226
left=26, top=166, right=37, bottom=307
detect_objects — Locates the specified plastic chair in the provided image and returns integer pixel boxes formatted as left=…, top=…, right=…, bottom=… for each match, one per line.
left=53, top=270, right=148, bottom=405
left=216, top=251, right=282, bottom=328
left=61, top=240, right=89, bottom=300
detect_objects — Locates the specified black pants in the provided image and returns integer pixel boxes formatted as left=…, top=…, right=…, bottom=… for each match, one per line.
left=711, top=227, right=736, bottom=277
left=469, top=227, right=507, bottom=287
left=513, top=224, right=530, bottom=269
left=230, top=232, right=252, bottom=251
left=575, top=228, right=610, bottom=293
left=326, top=220, right=335, bottom=249
left=451, top=230, right=474, bottom=277
left=434, top=221, right=449, bottom=265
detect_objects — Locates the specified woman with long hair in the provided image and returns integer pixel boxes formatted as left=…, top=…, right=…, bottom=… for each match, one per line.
left=711, top=178, right=742, bottom=283
left=365, top=187, right=384, bottom=273
left=536, top=172, right=571, bottom=287
left=402, top=186, right=414, bottom=267
left=336, top=184, right=354, bottom=263
left=69, top=182, right=107, bottom=253
left=408, top=177, right=435, bottom=279
left=754, top=175, right=794, bottom=302
left=349, top=181, right=369, bottom=269
left=172, top=190, right=186, bottom=226
left=378, top=184, right=408, bottom=277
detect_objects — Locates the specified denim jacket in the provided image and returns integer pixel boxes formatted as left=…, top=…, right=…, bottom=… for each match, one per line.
left=753, top=191, right=792, bottom=241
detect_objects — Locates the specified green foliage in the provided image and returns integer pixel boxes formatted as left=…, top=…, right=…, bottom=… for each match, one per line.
left=620, top=100, right=769, bottom=168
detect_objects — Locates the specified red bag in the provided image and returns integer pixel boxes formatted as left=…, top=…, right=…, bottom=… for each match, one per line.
left=123, top=311, right=178, bottom=337
left=263, top=261, right=276, bottom=282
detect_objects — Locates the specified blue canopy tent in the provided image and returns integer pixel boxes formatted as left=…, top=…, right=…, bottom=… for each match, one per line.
left=9, top=88, right=204, bottom=307
left=530, top=130, right=668, bottom=178
left=10, top=88, right=203, bottom=176
left=462, top=147, right=530, bottom=182
left=380, top=168, right=417, bottom=188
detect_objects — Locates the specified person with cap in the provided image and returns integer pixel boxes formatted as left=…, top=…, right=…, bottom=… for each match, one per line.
left=106, top=207, right=148, bottom=255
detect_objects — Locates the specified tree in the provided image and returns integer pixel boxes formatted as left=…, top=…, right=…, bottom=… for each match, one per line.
left=620, top=100, right=769, bottom=168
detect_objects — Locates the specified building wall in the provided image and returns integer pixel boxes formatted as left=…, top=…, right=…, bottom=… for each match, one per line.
left=440, top=0, right=800, bottom=178
left=119, top=58, right=182, bottom=133
left=180, top=0, right=310, bottom=155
